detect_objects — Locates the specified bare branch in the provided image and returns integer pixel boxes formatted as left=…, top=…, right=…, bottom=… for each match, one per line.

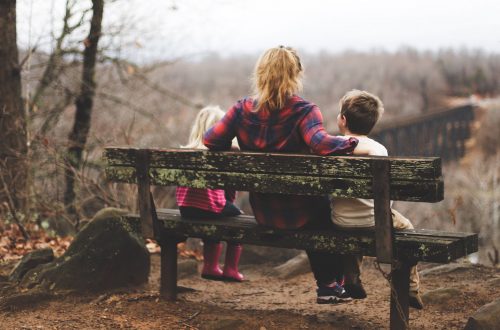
left=135, top=73, right=204, bottom=110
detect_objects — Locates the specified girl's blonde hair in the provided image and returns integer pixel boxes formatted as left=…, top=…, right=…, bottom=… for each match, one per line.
left=252, top=46, right=303, bottom=112
left=182, top=106, right=225, bottom=149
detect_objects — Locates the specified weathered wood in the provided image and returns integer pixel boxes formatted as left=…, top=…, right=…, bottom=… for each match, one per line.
left=150, top=192, right=161, bottom=242
left=125, top=210, right=479, bottom=263
left=104, top=148, right=442, bottom=181
left=160, top=236, right=177, bottom=301
left=372, top=159, right=394, bottom=264
left=390, top=261, right=411, bottom=330
left=136, top=151, right=154, bottom=238
left=106, top=166, right=444, bottom=202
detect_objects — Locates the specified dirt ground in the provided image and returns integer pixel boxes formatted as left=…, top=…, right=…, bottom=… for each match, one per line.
left=1, top=254, right=499, bottom=330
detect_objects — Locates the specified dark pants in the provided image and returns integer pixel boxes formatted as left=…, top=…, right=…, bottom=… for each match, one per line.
left=179, top=202, right=242, bottom=244
left=331, top=224, right=368, bottom=286
left=302, top=196, right=343, bottom=287
left=179, top=201, right=242, bottom=218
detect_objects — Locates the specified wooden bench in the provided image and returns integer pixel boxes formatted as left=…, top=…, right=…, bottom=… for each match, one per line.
left=104, top=147, right=478, bottom=329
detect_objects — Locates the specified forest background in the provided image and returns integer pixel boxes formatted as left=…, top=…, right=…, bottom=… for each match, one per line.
left=1, top=0, right=499, bottom=265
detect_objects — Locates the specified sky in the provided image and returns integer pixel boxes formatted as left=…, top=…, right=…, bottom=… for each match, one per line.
left=16, top=0, right=500, bottom=62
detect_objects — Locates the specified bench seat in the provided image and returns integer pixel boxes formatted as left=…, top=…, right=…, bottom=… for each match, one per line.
left=125, top=209, right=478, bottom=264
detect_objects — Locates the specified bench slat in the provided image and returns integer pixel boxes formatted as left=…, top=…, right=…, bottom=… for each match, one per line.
left=125, top=209, right=478, bottom=263
left=106, top=166, right=444, bottom=202
left=104, top=148, right=442, bottom=181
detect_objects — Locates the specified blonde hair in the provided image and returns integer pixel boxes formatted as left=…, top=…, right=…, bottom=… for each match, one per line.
left=252, top=46, right=303, bottom=112
left=339, top=90, right=385, bottom=135
left=182, top=106, right=225, bottom=149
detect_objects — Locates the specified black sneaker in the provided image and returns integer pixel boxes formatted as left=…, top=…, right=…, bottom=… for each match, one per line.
left=344, top=283, right=367, bottom=299
left=316, top=284, right=353, bottom=304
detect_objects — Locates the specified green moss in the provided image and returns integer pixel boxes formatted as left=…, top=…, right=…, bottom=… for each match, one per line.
left=418, top=244, right=430, bottom=256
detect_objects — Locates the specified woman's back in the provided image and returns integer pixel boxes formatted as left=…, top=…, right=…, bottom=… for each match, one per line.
left=221, top=96, right=314, bottom=153
left=203, top=46, right=357, bottom=229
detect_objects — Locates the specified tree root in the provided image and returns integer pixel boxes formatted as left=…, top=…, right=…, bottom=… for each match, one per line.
left=0, top=288, right=55, bottom=311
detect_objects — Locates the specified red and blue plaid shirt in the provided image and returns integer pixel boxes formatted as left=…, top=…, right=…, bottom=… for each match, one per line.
left=203, top=95, right=358, bottom=229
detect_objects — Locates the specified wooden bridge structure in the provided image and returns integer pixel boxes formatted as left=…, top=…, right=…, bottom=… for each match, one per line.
left=370, top=104, right=476, bottom=162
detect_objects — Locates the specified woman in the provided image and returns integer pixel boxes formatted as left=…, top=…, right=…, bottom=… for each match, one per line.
left=203, top=46, right=358, bottom=304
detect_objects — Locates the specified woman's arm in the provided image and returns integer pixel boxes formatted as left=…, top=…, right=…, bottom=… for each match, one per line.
left=299, top=106, right=358, bottom=155
left=203, top=104, right=239, bottom=150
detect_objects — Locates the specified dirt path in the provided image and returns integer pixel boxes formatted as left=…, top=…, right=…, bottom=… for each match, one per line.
left=1, top=255, right=499, bottom=329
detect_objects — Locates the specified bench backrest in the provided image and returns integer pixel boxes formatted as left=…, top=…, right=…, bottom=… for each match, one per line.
left=104, top=147, right=444, bottom=202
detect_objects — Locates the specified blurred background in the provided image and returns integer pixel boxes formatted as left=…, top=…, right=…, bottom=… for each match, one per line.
left=2, top=0, right=499, bottom=264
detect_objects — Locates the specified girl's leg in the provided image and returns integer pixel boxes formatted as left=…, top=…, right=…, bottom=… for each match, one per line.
left=179, top=206, right=219, bottom=218
left=221, top=201, right=242, bottom=217
left=222, top=243, right=244, bottom=282
left=201, top=240, right=224, bottom=280
left=219, top=202, right=243, bottom=281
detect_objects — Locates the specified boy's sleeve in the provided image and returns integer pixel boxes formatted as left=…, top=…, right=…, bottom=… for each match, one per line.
left=203, top=103, right=239, bottom=151
left=299, top=106, right=358, bottom=155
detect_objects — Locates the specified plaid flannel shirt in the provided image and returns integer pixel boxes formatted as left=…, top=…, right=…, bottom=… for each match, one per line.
left=203, top=95, right=358, bottom=229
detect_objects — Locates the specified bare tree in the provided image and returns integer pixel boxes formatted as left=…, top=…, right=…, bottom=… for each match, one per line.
left=0, top=0, right=28, bottom=212
left=64, top=0, right=104, bottom=222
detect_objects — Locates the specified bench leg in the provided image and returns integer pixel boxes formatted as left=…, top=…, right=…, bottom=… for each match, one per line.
left=390, top=261, right=411, bottom=330
left=160, top=236, right=178, bottom=301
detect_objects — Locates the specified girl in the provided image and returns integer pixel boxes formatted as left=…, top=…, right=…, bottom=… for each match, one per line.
left=176, top=106, right=244, bottom=282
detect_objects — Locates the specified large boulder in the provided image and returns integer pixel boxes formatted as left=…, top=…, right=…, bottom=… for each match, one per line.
left=19, top=208, right=150, bottom=292
left=271, top=252, right=311, bottom=279
left=419, top=262, right=474, bottom=277
left=240, top=246, right=301, bottom=265
left=465, top=298, right=500, bottom=330
left=421, top=287, right=461, bottom=307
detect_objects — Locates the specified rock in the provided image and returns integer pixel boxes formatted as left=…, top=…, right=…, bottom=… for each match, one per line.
left=240, top=245, right=301, bottom=265
left=178, top=258, right=199, bottom=279
left=19, top=208, right=150, bottom=292
left=421, top=287, right=461, bottom=307
left=419, top=262, right=474, bottom=277
left=487, top=277, right=500, bottom=288
left=8, top=248, right=54, bottom=283
left=465, top=298, right=500, bottom=330
left=271, top=252, right=311, bottom=279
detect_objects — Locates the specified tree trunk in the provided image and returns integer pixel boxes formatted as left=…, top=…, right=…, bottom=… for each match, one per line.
left=64, top=0, right=104, bottom=222
left=0, top=0, right=27, bottom=211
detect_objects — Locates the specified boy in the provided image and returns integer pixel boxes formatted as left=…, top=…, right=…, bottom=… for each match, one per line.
left=332, top=90, right=424, bottom=309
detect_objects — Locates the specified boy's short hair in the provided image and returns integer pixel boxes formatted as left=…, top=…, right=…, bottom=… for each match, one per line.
left=340, top=90, right=384, bottom=135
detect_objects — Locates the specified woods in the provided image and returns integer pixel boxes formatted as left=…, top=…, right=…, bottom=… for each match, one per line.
left=0, top=0, right=498, bottom=266
left=1, top=1, right=499, bottom=329
left=0, top=0, right=497, bottom=264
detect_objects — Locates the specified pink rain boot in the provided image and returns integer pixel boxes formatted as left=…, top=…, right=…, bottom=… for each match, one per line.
left=201, top=241, right=224, bottom=280
left=222, top=243, right=244, bottom=282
